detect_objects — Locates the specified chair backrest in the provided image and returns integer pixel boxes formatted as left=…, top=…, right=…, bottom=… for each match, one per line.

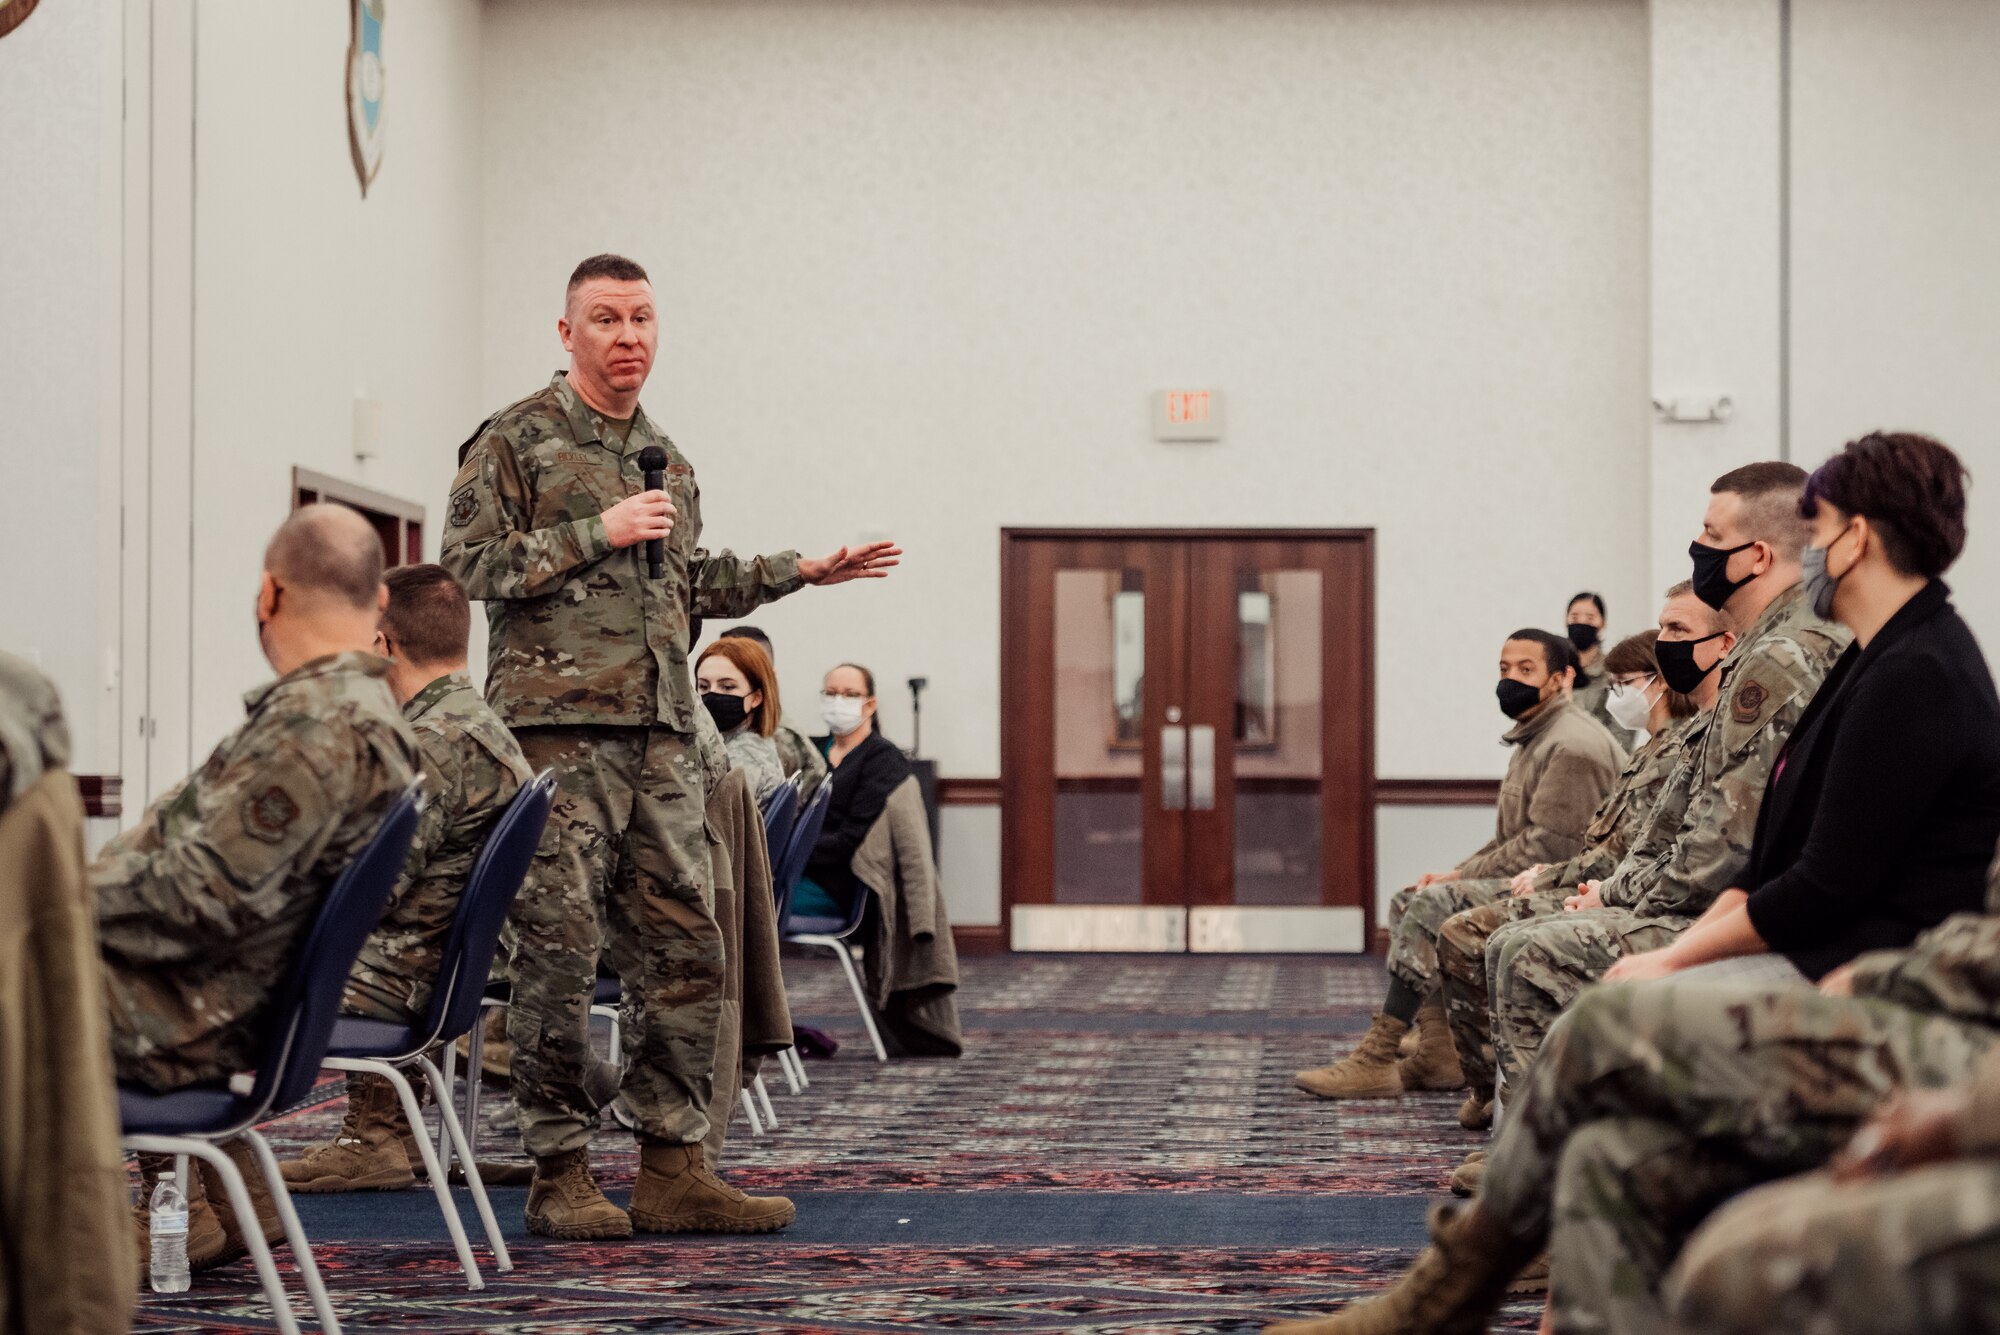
left=761, top=776, right=801, bottom=869
left=411, top=768, right=556, bottom=1048
left=252, top=782, right=423, bottom=1112
left=775, top=780, right=840, bottom=931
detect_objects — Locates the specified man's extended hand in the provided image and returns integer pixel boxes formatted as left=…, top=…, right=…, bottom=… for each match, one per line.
left=1832, top=1087, right=1966, bottom=1183
left=603, top=490, right=676, bottom=548
left=1564, top=883, right=1603, bottom=912
left=1603, top=948, right=1678, bottom=984
left=800, top=541, right=903, bottom=587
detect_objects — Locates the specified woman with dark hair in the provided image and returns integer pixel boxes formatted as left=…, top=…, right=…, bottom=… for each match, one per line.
left=791, top=663, right=912, bottom=919
left=1605, top=431, right=2000, bottom=988
left=1565, top=591, right=1629, bottom=747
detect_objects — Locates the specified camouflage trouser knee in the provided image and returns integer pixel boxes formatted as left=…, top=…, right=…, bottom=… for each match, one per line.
left=1665, top=1162, right=2000, bottom=1335
left=1489, top=908, right=1681, bottom=1093
left=1438, top=890, right=1567, bottom=1098
left=342, top=884, right=463, bottom=1024
left=1477, top=979, right=1996, bottom=1252
left=1547, top=1116, right=1762, bottom=1335
left=507, top=725, right=723, bottom=1157
left=1384, top=878, right=1511, bottom=995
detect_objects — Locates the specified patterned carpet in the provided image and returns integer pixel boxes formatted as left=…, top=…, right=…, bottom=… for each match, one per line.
left=132, top=953, right=1542, bottom=1333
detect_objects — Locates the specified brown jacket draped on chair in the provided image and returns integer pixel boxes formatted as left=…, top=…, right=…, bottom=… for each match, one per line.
left=0, top=768, right=137, bottom=1335
left=850, top=776, right=963, bottom=1057
left=701, top=766, right=794, bottom=1166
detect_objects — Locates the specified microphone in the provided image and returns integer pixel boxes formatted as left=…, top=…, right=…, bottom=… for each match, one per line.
left=637, top=445, right=668, bottom=580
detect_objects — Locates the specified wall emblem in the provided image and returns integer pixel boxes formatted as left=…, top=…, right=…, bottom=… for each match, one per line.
left=346, top=0, right=386, bottom=196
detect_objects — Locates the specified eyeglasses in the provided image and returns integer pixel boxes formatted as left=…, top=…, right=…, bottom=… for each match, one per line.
left=821, top=689, right=870, bottom=702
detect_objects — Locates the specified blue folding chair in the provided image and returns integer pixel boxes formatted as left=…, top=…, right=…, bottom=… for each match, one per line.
left=777, top=783, right=888, bottom=1062
left=122, top=782, right=422, bottom=1335
left=762, top=774, right=802, bottom=873
left=320, top=769, right=554, bottom=1290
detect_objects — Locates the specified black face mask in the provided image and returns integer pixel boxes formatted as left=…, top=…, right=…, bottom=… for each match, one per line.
left=1496, top=678, right=1546, bottom=720
left=1655, top=632, right=1727, bottom=695
left=702, top=692, right=750, bottom=732
left=1689, top=539, right=1758, bottom=610
left=1566, top=623, right=1601, bottom=653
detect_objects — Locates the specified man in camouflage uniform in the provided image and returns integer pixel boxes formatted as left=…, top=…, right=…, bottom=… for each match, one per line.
left=1296, top=629, right=1623, bottom=1103
left=281, top=564, right=533, bottom=1194
left=1268, top=832, right=2000, bottom=1334
left=1438, top=590, right=1724, bottom=1142
left=100, top=506, right=420, bottom=1271
left=442, top=253, right=897, bottom=1240
left=1482, top=464, right=1847, bottom=1101
left=1665, top=1020, right=2000, bottom=1335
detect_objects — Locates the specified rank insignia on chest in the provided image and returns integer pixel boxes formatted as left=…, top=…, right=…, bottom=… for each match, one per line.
left=244, top=785, right=301, bottom=843
left=449, top=486, right=478, bottom=528
left=1732, top=680, right=1769, bottom=724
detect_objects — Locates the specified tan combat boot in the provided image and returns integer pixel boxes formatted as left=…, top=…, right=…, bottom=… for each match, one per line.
left=133, top=1155, right=230, bottom=1277
left=629, top=1142, right=796, bottom=1234
left=280, top=1072, right=417, bottom=1193
left=1396, top=999, right=1466, bottom=1092
left=1263, top=1201, right=1538, bottom=1334
left=525, top=1147, right=633, bottom=1240
left=197, top=1136, right=287, bottom=1266
left=1509, top=1251, right=1550, bottom=1295
left=1457, top=1087, right=1494, bottom=1130
left=1448, top=1151, right=1485, bottom=1198
left=1294, top=1013, right=1407, bottom=1100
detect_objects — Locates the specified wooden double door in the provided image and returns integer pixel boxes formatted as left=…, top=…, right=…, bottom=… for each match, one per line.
left=1001, top=531, right=1375, bottom=952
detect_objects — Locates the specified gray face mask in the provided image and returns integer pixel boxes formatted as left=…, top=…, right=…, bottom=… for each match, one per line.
left=1801, top=530, right=1852, bottom=621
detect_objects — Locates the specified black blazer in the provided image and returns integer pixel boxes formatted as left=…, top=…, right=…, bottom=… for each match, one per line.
left=805, top=729, right=912, bottom=901
left=1744, top=580, right=2000, bottom=979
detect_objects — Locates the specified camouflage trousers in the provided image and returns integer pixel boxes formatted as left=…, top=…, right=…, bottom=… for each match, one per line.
left=1384, top=878, right=1512, bottom=995
left=1663, top=1162, right=2000, bottom=1335
left=1436, top=888, right=1569, bottom=1098
left=342, top=884, right=463, bottom=1025
left=1487, top=907, right=1683, bottom=1094
left=1475, top=980, right=1996, bottom=1335
left=507, top=725, right=723, bottom=1157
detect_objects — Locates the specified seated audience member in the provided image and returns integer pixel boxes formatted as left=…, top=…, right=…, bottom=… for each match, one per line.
left=1666, top=1025, right=2000, bottom=1335
left=791, top=663, right=912, bottom=920
left=281, top=564, right=532, bottom=1193
left=718, top=624, right=829, bottom=794
left=1563, top=591, right=1628, bottom=747
left=1263, top=439, right=1978, bottom=1335
left=1604, top=432, right=2000, bottom=988
left=1294, top=629, right=1622, bottom=1103
left=102, top=505, right=420, bottom=1270
left=1479, top=462, right=1847, bottom=1101
left=0, top=653, right=135, bottom=1334
left=696, top=637, right=787, bottom=803
left=1435, top=613, right=1711, bottom=1135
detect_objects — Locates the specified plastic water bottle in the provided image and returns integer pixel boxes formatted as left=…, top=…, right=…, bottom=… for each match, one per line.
left=149, top=1171, right=191, bottom=1294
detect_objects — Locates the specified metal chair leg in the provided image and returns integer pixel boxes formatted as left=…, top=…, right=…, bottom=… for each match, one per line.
left=435, top=1042, right=457, bottom=1178
left=738, top=1087, right=764, bottom=1135
left=790, top=1046, right=810, bottom=1089
left=326, top=1058, right=483, bottom=1290
left=418, top=1055, right=512, bottom=1271
left=241, top=1129, right=343, bottom=1335
left=777, top=1048, right=804, bottom=1094
left=127, top=1134, right=303, bottom=1335
left=830, top=941, right=889, bottom=1062
left=753, top=1075, right=779, bottom=1128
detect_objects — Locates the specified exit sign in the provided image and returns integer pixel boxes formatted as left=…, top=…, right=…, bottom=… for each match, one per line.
left=1152, top=389, right=1224, bottom=442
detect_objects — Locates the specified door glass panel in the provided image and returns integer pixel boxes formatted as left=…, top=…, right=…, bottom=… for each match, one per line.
left=1054, top=569, right=1144, bottom=904
left=1233, top=569, right=1323, bottom=906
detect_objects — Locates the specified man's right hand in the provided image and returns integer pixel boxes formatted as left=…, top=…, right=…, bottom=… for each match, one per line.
left=602, top=490, right=676, bottom=548
left=1565, top=884, right=1603, bottom=912
left=1509, top=865, right=1546, bottom=898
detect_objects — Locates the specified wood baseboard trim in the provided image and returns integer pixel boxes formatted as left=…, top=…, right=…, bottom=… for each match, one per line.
left=1373, top=778, right=1502, bottom=806
left=1373, top=926, right=1390, bottom=955
left=953, top=924, right=1006, bottom=955
left=938, top=777, right=1003, bottom=806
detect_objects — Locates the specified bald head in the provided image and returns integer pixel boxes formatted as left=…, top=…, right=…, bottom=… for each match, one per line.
left=266, top=503, right=385, bottom=610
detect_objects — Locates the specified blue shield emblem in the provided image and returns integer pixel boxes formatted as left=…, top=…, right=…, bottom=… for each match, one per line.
left=346, top=0, right=385, bottom=195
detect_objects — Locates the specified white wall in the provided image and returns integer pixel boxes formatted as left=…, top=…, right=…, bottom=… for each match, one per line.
left=481, top=0, right=1655, bottom=784
left=185, top=0, right=487, bottom=752
left=1788, top=0, right=2000, bottom=650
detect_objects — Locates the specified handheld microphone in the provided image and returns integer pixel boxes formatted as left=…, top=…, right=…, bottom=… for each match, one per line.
left=637, top=445, right=668, bottom=580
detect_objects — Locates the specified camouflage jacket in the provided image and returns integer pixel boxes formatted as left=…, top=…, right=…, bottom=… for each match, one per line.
left=0, top=649, right=70, bottom=809
left=1597, top=583, right=1848, bottom=921
left=775, top=721, right=829, bottom=795
left=1457, top=697, right=1626, bottom=881
left=1533, top=713, right=1704, bottom=892
left=441, top=373, right=806, bottom=732
left=345, top=672, right=532, bottom=1020
left=94, top=652, right=420, bottom=1090
left=1851, top=842, right=2000, bottom=1032
left=1572, top=667, right=1635, bottom=754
